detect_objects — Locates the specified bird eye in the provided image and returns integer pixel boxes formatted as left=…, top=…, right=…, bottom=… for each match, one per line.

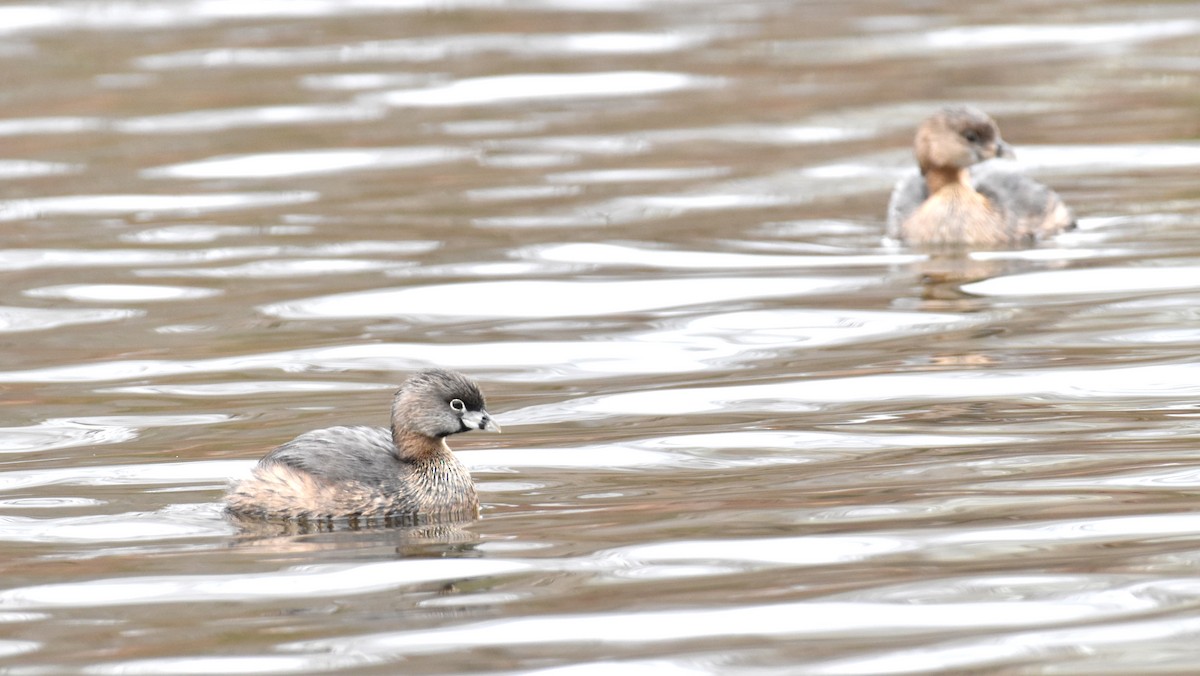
left=450, top=398, right=465, bottom=412
left=962, top=129, right=981, bottom=144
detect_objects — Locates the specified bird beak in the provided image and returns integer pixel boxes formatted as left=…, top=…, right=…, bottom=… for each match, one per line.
left=462, top=409, right=501, bottom=434
left=996, top=139, right=1015, bottom=159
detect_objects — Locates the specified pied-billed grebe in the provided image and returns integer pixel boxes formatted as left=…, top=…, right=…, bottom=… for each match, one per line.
left=225, top=369, right=499, bottom=523
left=887, top=105, right=1075, bottom=247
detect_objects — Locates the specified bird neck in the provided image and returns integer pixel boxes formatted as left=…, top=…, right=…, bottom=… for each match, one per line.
left=922, top=166, right=970, bottom=195
left=391, top=427, right=452, bottom=462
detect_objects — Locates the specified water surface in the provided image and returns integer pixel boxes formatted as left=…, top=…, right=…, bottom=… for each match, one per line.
left=2, top=1, right=1200, bottom=673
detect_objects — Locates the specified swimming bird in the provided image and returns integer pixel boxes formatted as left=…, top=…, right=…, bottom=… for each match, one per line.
left=225, top=369, right=499, bottom=524
left=887, top=105, right=1074, bottom=247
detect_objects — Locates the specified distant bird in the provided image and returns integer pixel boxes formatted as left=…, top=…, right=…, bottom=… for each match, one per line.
left=226, top=369, right=499, bottom=524
left=887, top=105, right=1074, bottom=247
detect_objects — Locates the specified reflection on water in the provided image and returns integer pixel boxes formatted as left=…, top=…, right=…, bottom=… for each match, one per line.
left=144, top=147, right=477, bottom=179
left=3, top=0, right=1200, bottom=673
left=261, top=276, right=871, bottom=320
left=964, top=266, right=1200, bottom=296
left=0, top=192, right=319, bottom=221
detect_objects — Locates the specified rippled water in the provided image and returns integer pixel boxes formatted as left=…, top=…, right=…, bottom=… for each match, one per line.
left=3, top=1, right=1200, bottom=673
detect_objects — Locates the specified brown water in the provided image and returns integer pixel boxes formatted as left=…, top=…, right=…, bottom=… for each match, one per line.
left=3, top=1, right=1200, bottom=673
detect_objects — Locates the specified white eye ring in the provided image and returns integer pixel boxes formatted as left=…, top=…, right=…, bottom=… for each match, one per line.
left=450, top=398, right=466, bottom=413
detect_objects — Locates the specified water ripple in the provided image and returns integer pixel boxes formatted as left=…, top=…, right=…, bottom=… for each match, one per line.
left=84, top=654, right=382, bottom=675
left=520, top=242, right=923, bottom=269
left=0, top=559, right=531, bottom=609
left=617, top=536, right=918, bottom=567
left=116, top=104, right=386, bottom=134
left=0, top=421, right=136, bottom=454
left=279, top=596, right=1126, bottom=657
left=24, top=284, right=219, bottom=303
left=0, top=116, right=103, bottom=136
left=119, top=224, right=313, bottom=244
left=0, top=415, right=233, bottom=455
left=138, top=31, right=712, bottom=70
left=140, top=258, right=407, bottom=278
left=0, top=640, right=38, bottom=659
left=261, top=277, right=868, bottom=320
left=545, top=167, right=730, bottom=184
left=372, top=71, right=718, bottom=107
left=0, top=1, right=533, bottom=36
left=0, top=159, right=81, bottom=179
left=647, top=124, right=875, bottom=146
left=1013, top=143, right=1200, bottom=171
left=10, top=335, right=778, bottom=384
left=614, top=514, right=1200, bottom=572
left=0, top=192, right=318, bottom=221
left=0, top=512, right=229, bottom=544
left=0, top=460, right=245, bottom=493
left=639, top=430, right=1029, bottom=453
left=538, top=362, right=1200, bottom=418
left=808, top=605, right=1200, bottom=674
left=104, top=381, right=392, bottom=397
left=144, top=147, right=474, bottom=180
left=964, top=267, right=1200, bottom=297
left=777, top=19, right=1200, bottom=63
left=0, top=240, right=434, bottom=272
left=0, top=497, right=104, bottom=509
left=0, top=305, right=141, bottom=333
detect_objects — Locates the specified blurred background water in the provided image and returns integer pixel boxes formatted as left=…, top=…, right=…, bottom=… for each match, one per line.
left=2, top=0, right=1200, bottom=673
